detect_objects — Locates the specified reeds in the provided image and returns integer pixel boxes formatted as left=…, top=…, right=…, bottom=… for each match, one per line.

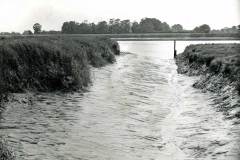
left=0, top=36, right=119, bottom=93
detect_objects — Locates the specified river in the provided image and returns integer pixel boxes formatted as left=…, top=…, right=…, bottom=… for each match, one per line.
left=0, top=40, right=240, bottom=160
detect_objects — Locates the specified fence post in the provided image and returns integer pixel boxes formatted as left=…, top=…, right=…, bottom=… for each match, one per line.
left=174, top=40, right=177, bottom=58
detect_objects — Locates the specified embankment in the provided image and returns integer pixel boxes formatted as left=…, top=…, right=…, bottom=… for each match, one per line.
left=0, top=36, right=119, bottom=95
left=176, top=43, right=240, bottom=118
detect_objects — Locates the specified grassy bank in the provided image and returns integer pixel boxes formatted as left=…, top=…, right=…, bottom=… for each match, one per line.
left=176, top=43, right=240, bottom=118
left=0, top=37, right=119, bottom=96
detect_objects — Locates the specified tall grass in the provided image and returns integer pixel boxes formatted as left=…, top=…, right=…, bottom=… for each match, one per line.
left=0, top=37, right=119, bottom=93
left=177, top=43, right=240, bottom=94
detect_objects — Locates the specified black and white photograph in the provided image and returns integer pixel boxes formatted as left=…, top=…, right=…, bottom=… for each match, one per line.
left=0, top=0, right=240, bottom=159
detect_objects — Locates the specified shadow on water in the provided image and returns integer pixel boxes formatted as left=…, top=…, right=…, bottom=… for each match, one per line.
left=0, top=40, right=240, bottom=160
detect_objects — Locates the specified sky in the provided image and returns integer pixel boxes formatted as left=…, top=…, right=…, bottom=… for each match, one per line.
left=0, top=0, right=239, bottom=32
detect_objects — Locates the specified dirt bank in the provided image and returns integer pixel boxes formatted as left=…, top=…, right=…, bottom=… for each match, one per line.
left=176, top=43, right=240, bottom=119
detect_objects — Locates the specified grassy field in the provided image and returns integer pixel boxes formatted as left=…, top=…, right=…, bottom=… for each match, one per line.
left=1, top=33, right=240, bottom=40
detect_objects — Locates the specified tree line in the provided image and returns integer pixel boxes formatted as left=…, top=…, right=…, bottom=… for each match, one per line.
left=61, top=18, right=184, bottom=34
left=60, top=18, right=239, bottom=34
left=1, top=18, right=239, bottom=35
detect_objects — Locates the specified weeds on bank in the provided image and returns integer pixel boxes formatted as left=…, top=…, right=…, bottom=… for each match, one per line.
left=0, top=37, right=119, bottom=93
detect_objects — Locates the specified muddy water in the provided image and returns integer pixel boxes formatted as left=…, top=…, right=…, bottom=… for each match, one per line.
left=0, top=41, right=240, bottom=160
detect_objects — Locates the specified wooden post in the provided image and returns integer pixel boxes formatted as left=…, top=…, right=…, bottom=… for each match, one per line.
left=174, top=40, right=177, bottom=58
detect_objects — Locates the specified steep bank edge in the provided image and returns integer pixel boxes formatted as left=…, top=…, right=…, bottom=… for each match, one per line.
left=175, top=43, right=240, bottom=119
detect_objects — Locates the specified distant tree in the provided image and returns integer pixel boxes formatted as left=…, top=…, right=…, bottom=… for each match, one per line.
left=89, top=23, right=96, bottom=33
left=62, top=22, right=69, bottom=33
left=160, top=22, right=171, bottom=32
left=210, top=29, right=221, bottom=34
left=132, top=22, right=141, bottom=33
left=193, top=24, right=211, bottom=33
left=138, top=18, right=171, bottom=33
left=220, top=26, right=238, bottom=33
left=237, top=25, right=240, bottom=32
left=107, top=18, right=131, bottom=33
left=171, top=24, right=183, bottom=32
left=109, top=19, right=121, bottom=33
left=96, top=21, right=109, bottom=33
left=231, top=26, right=237, bottom=30
left=22, top=30, right=33, bottom=35
left=61, top=21, right=79, bottom=34
left=10, top=32, right=21, bottom=35
left=62, top=21, right=72, bottom=33
left=120, top=20, right=131, bottom=33
left=139, top=18, right=155, bottom=32
left=33, top=23, right=42, bottom=34
left=199, top=24, right=210, bottom=33
left=193, top=26, right=200, bottom=33
left=145, top=18, right=162, bottom=31
left=78, top=22, right=92, bottom=33
left=0, top=32, right=10, bottom=35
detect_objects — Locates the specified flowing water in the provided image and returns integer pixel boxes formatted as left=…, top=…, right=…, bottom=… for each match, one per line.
left=0, top=41, right=240, bottom=160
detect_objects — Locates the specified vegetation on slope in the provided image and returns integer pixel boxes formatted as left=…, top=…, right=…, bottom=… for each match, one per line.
left=0, top=37, right=119, bottom=95
left=176, top=43, right=240, bottom=92
left=176, top=43, right=240, bottom=118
